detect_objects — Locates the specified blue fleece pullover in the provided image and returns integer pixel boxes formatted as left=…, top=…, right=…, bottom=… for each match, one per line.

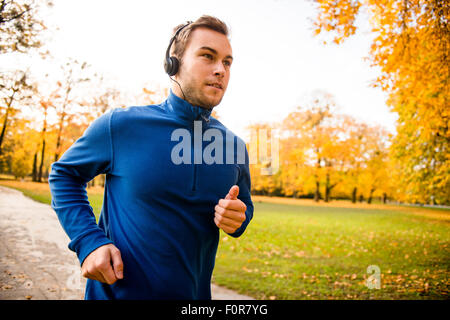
left=48, top=90, right=253, bottom=299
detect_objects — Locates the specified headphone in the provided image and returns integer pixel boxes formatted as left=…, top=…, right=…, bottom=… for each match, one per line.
left=164, top=22, right=193, bottom=76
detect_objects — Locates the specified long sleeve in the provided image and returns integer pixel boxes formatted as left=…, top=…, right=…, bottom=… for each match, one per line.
left=48, top=110, right=115, bottom=266
left=228, top=142, right=254, bottom=238
left=46, top=93, right=256, bottom=299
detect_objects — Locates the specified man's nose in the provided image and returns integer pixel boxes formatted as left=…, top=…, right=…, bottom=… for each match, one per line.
left=213, top=62, right=226, bottom=77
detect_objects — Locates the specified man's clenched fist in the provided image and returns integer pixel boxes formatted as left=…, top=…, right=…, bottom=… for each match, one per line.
left=81, top=243, right=124, bottom=285
left=214, top=185, right=247, bottom=234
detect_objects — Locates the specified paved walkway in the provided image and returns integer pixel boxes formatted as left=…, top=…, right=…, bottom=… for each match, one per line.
left=0, top=185, right=253, bottom=300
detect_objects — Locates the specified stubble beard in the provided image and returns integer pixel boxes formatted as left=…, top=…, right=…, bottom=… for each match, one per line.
left=182, top=78, right=223, bottom=110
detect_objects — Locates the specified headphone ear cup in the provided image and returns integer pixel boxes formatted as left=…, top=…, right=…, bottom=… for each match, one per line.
left=164, top=57, right=171, bottom=75
left=165, top=56, right=179, bottom=76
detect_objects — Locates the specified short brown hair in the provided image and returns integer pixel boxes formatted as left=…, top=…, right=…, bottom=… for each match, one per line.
left=170, top=15, right=230, bottom=63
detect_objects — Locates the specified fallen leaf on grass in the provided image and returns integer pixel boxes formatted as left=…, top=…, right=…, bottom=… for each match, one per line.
left=242, top=266, right=252, bottom=273
left=295, top=251, right=305, bottom=257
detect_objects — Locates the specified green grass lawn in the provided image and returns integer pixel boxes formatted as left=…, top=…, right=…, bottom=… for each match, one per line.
left=214, top=202, right=449, bottom=300
left=1, top=179, right=448, bottom=299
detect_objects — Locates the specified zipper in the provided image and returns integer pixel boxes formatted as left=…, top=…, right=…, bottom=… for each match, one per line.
left=192, top=163, right=197, bottom=191
left=191, top=119, right=196, bottom=191
left=191, top=113, right=210, bottom=191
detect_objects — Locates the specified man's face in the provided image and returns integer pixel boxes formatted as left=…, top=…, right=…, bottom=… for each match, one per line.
left=174, top=27, right=233, bottom=109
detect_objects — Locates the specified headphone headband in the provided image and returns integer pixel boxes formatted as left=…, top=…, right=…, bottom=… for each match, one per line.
left=164, top=21, right=193, bottom=76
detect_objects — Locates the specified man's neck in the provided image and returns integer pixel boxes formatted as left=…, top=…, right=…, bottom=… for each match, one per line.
left=171, top=85, right=186, bottom=102
left=171, top=86, right=213, bottom=110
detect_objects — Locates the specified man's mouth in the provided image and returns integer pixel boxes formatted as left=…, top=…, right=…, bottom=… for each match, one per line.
left=206, top=83, right=223, bottom=90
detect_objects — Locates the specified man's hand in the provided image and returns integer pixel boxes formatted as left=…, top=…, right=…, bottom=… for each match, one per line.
left=214, top=185, right=247, bottom=234
left=81, top=244, right=124, bottom=285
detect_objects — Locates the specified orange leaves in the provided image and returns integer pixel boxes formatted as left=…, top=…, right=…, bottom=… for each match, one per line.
left=312, top=0, right=450, bottom=205
left=249, top=88, right=393, bottom=201
left=241, top=266, right=254, bottom=273
left=312, top=0, right=363, bottom=44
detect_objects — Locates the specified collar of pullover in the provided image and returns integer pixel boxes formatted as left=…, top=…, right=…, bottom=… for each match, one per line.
left=166, top=89, right=212, bottom=123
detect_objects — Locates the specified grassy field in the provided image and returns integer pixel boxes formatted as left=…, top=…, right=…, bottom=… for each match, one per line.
left=213, top=201, right=449, bottom=300
left=1, top=178, right=448, bottom=300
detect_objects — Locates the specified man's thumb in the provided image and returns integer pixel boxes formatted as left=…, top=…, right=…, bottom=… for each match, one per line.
left=225, top=185, right=239, bottom=200
left=110, top=247, right=124, bottom=279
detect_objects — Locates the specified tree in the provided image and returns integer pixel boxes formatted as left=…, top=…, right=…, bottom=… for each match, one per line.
left=248, top=95, right=392, bottom=203
left=278, top=135, right=307, bottom=198
left=246, top=122, right=282, bottom=196
left=357, top=124, right=391, bottom=203
left=0, top=69, right=33, bottom=155
left=34, top=86, right=57, bottom=181
left=51, top=58, right=91, bottom=162
left=285, top=91, right=341, bottom=202
left=339, top=116, right=370, bottom=203
left=1, top=117, right=39, bottom=179
left=0, top=0, right=50, bottom=54
left=312, top=0, right=450, bottom=204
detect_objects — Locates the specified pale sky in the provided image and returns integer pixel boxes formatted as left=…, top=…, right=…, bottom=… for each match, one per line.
left=8, top=0, right=398, bottom=140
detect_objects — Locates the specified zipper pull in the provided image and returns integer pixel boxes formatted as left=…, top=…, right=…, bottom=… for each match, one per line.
left=200, top=113, right=210, bottom=124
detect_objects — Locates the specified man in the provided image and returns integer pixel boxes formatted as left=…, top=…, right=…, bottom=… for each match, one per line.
left=48, top=15, right=253, bottom=300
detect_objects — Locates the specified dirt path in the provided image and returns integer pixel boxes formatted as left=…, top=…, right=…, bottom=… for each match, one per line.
left=0, top=185, right=253, bottom=300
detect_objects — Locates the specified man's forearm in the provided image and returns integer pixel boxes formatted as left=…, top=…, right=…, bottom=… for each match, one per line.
left=49, top=163, right=113, bottom=265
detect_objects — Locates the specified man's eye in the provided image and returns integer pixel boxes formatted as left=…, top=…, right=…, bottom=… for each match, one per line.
left=203, top=54, right=213, bottom=59
left=224, top=60, right=231, bottom=67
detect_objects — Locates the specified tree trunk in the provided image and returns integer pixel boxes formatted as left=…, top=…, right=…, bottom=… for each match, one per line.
left=367, top=188, right=375, bottom=204
left=54, top=114, right=64, bottom=162
left=38, top=109, right=47, bottom=182
left=314, top=181, right=321, bottom=202
left=0, top=102, right=12, bottom=155
left=325, top=187, right=330, bottom=202
left=324, top=162, right=338, bottom=202
left=55, top=120, right=63, bottom=162
left=54, top=84, right=73, bottom=162
left=32, top=152, right=38, bottom=182
left=359, top=194, right=364, bottom=203
left=352, top=187, right=357, bottom=203
left=325, top=172, right=331, bottom=202
left=38, top=139, right=45, bottom=182
left=314, top=156, right=321, bottom=202
left=324, top=179, right=337, bottom=202
left=382, top=193, right=387, bottom=204
left=0, top=89, right=18, bottom=155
